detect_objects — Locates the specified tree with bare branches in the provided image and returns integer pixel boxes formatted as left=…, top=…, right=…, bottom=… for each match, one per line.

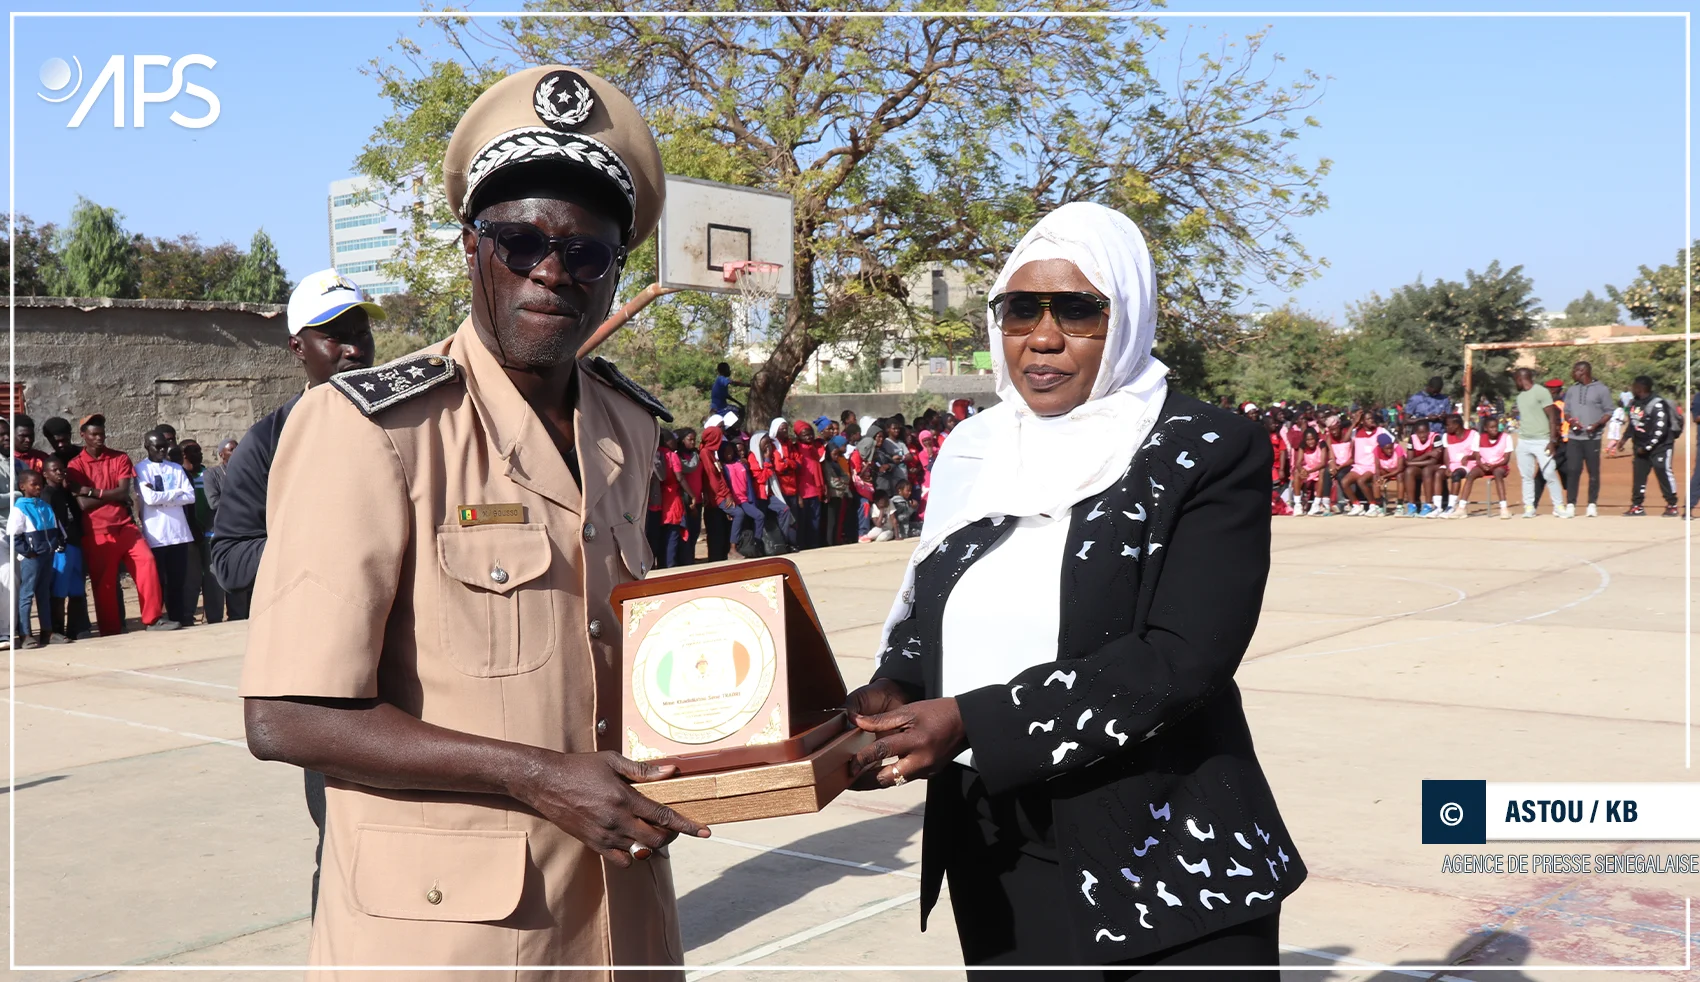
left=359, top=4, right=1329, bottom=417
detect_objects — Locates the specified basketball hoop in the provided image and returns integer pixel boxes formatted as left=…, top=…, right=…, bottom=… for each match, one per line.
left=723, top=260, right=784, bottom=345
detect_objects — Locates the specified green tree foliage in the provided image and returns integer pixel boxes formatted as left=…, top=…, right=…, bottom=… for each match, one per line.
left=210, top=229, right=291, bottom=304
left=50, top=196, right=138, bottom=299
left=358, top=5, right=1329, bottom=417
left=1214, top=305, right=1345, bottom=404
left=135, top=234, right=242, bottom=300
left=1608, top=241, right=1697, bottom=331
left=1, top=216, right=63, bottom=297
left=1348, top=261, right=1541, bottom=401
left=377, top=291, right=461, bottom=343
left=1557, top=289, right=1620, bottom=329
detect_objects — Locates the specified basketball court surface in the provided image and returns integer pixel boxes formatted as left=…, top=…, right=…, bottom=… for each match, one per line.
left=4, top=516, right=1695, bottom=979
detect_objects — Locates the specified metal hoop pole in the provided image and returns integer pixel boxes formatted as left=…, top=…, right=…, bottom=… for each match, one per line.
left=576, top=283, right=681, bottom=360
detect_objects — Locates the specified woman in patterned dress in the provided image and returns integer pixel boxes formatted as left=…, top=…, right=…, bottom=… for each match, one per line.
left=845, top=202, right=1305, bottom=979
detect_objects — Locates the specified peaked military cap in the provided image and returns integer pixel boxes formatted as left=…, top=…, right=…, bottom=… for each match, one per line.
left=443, top=66, right=666, bottom=247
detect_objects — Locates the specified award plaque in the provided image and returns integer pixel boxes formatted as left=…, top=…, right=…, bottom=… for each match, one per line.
left=611, top=558, right=874, bottom=824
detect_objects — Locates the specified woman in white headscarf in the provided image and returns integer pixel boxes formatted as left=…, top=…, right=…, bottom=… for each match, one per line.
left=846, top=203, right=1305, bottom=976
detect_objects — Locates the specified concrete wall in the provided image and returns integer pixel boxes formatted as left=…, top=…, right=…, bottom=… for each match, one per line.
left=784, top=377, right=1001, bottom=431
left=16, top=297, right=298, bottom=454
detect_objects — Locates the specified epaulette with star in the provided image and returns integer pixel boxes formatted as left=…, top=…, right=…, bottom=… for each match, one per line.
left=330, top=353, right=461, bottom=417
left=584, top=356, right=673, bottom=422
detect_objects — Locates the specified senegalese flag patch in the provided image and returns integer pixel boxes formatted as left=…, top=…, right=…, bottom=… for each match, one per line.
left=457, top=503, right=525, bottom=527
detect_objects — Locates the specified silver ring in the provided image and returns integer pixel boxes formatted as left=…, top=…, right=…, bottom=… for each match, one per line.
left=628, top=843, right=652, bottom=860
left=891, top=767, right=907, bottom=787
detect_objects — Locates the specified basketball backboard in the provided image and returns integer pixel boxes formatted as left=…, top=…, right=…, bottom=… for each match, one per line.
left=658, top=175, right=795, bottom=298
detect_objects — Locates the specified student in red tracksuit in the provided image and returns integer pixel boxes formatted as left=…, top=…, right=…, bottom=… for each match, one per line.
left=699, top=425, right=734, bottom=562
left=65, top=415, right=168, bottom=634
left=749, top=431, right=795, bottom=550
left=792, top=420, right=825, bottom=549
left=768, top=422, right=801, bottom=548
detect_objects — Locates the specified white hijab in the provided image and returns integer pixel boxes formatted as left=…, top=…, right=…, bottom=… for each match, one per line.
left=878, top=202, right=1169, bottom=650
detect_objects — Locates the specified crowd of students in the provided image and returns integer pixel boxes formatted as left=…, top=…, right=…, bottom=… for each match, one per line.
left=644, top=365, right=975, bottom=567
left=2, top=412, right=240, bottom=649
left=1244, top=367, right=1690, bottom=520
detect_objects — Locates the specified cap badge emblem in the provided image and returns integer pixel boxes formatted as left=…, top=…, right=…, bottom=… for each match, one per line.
left=534, top=70, right=594, bottom=132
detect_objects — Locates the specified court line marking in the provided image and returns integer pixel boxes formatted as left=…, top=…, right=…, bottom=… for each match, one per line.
left=65, top=664, right=238, bottom=691
left=1254, top=547, right=1613, bottom=664
left=8, top=699, right=246, bottom=750
left=685, top=890, right=922, bottom=981
left=706, top=834, right=922, bottom=880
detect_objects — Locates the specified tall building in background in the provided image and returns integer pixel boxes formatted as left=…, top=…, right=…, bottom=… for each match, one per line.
left=326, top=176, right=405, bottom=296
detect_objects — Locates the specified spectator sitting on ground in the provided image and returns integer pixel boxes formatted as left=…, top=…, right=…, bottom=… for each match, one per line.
left=861, top=489, right=897, bottom=542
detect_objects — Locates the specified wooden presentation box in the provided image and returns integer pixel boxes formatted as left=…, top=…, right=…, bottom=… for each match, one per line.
left=610, top=558, right=873, bottom=824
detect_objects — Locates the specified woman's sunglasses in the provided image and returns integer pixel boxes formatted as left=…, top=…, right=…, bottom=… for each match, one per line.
left=989, top=291, right=1110, bottom=338
left=472, top=220, right=627, bottom=283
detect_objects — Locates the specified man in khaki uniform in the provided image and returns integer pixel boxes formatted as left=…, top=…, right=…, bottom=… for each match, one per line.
left=241, top=66, right=705, bottom=980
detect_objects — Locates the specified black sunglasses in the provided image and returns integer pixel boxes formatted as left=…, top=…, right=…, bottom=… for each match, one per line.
left=472, top=220, right=627, bottom=283
left=989, top=291, right=1110, bottom=338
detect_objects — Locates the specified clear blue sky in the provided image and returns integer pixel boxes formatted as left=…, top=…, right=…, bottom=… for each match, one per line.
left=5, top=1, right=1692, bottom=325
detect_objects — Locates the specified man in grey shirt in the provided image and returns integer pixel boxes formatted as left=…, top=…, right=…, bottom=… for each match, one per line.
left=1561, top=360, right=1614, bottom=517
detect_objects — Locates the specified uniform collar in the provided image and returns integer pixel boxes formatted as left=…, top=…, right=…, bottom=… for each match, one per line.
left=450, top=318, right=626, bottom=517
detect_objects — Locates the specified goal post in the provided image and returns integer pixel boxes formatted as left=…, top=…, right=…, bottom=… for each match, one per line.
left=1462, top=332, right=1697, bottom=419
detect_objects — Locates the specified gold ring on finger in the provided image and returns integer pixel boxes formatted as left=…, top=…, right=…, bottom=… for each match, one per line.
left=891, top=766, right=907, bottom=787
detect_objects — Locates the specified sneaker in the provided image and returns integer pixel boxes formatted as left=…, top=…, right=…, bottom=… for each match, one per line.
left=1586, top=503, right=1597, bottom=518
left=1564, top=503, right=1576, bottom=519
left=1346, top=503, right=1364, bottom=516
left=1554, top=506, right=1572, bottom=519
left=1498, top=502, right=1510, bottom=520
left=1663, top=505, right=1682, bottom=517
left=1522, top=506, right=1537, bottom=518
left=1365, top=504, right=1384, bottom=517
left=1404, top=503, right=1419, bottom=517
left=1417, top=503, right=1437, bottom=518
left=1308, top=501, right=1327, bottom=517
left=1623, top=505, right=1646, bottom=516
left=1451, top=503, right=1468, bottom=519
left=145, top=620, right=181, bottom=632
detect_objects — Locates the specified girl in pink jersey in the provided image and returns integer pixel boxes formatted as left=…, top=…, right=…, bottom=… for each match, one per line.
left=1343, top=410, right=1392, bottom=515
left=1371, top=432, right=1406, bottom=513
left=1462, top=419, right=1513, bottom=519
left=1292, top=428, right=1327, bottom=515
left=1321, top=417, right=1355, bottom=515
left=1403, top=424, right=1444, bottom=517
left=1440, top=414, right=1480, bottom=518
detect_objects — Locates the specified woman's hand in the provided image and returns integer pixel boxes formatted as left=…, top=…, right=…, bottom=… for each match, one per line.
left=847, top=695, right=966, bottom=791
left=845, top=678, right=913, bottom=719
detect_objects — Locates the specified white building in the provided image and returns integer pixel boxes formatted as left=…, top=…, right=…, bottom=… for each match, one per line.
left=327, top=176, right=405, bottom=296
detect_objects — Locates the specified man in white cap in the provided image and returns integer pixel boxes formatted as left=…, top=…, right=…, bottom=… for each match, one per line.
left=210, top=269, right=378, bottom=912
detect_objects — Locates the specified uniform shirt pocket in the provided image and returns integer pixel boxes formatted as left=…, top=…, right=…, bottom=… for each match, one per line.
left=349, top=824, right=527, bottom=922
left=436, top=523, right=556, bottom=677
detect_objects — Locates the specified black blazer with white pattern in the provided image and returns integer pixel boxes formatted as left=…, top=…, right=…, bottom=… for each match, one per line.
left=871, top=392, right=1305, bottom=960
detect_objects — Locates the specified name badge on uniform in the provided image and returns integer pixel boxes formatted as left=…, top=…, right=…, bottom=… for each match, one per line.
left=457, top=503, right=526, bottom=527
